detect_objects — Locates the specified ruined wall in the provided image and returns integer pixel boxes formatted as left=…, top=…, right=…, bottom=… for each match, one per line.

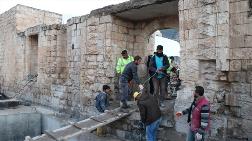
left=15, top=4, right=62, bottom=32
left=175, top=0, right=252, bottom=140
left=18, top=24, right=68, bottom=110
left=228, top=0, right=252, bottom=139
left=1, top=1, right=252, bottom=140
left=0, top=6, right=18, bottom=91
left=0, top=5, right=62, bottom=96
left=64, top=15, right=136, bottom=116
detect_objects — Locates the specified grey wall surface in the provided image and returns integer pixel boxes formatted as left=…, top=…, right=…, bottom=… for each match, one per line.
left=0, top=113, right=41, bottom=141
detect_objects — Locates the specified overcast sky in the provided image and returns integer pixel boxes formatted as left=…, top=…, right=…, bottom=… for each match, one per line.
left=0, top=0, right=128, bottom=23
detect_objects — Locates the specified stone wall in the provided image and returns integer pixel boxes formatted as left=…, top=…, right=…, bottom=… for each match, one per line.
left=15, top=4, right=62, bottom=32
left=20, top=24, right=67, bottom=110
left=0, top=5, right=64, bottom=109
left=0, top=6, right=18, bottom=90
left=64, top=15, right=137, bottom=116
left=175, top=0, right=252, bottom=140
left=0, top=0, right=252, bottom=140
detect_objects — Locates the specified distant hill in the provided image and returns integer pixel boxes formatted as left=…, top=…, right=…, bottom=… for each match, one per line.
left=160, top=29, right=179, bottom=41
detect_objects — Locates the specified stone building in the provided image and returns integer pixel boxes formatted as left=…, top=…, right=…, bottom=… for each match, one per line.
left=0, top=0, right=252, bottom=140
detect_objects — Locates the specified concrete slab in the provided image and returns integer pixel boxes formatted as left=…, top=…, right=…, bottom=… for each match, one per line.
left=90, top=0, right=178, bottom=21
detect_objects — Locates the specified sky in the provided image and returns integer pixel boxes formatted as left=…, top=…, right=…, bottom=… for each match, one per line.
left=0, top=0, right=129, bottom=23
left=155, top=36, right=180, bottom=57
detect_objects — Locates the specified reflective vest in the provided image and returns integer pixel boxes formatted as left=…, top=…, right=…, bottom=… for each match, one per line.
left=116, top=56, right=134, bottom=74
left=167, top=58, right=173, bottom=73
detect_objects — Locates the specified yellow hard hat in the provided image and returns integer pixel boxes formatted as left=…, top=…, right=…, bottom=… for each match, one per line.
left=133, top=92, right=141, bottom=100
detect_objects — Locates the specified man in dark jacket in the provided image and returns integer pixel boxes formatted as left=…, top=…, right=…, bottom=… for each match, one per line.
left=146, top=52, right=156, bottom=95
left=134, top=92, right=162, bottom=141
left=149, top=45, right=170, bottom=107
left=119, top=56, right=144, bottom=109
left=95, top=85, right=112, bottom=113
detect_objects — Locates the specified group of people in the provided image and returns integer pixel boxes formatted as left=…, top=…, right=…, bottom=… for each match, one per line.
left=95, top=45, right=210, bottom=141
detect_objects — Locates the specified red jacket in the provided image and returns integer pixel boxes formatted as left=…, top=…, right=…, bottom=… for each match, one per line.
left=191, top=97, right=210, bottom=133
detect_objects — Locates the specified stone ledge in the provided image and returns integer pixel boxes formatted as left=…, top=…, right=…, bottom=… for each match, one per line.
left=0, top=99, right=21, bottom=109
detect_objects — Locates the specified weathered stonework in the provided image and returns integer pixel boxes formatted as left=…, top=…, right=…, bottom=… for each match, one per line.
left=0, top=0, right=252, bottom=140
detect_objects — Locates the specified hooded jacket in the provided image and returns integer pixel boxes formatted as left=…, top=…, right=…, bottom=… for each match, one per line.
left=137, top=94, right=161, bottom=125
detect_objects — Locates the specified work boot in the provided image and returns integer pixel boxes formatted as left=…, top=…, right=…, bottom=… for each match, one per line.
left=121, top=101, right=130, bottom=109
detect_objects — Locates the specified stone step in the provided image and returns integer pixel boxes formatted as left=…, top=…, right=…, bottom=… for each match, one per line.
left=0, top=99, right=21, bottom=109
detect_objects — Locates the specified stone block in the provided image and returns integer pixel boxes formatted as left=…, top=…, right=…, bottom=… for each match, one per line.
left=87, top=26, right=97, bottom=33
left=229, top=60, right=241, bottom=71
left=248, top=72, right=252, bottom=84
left=230, top=24, right=246, bottom=36
left=97, top=55, right=104, bottom=62
left=230, top=13, right=244, bottom=25
left=198, top=26, right=216, bottom=38
left=225, top=94, right=240, bottom=107
left=198, top=0, right=215, bottom=6
left=216, top=36, right=229, bottom=47
left=230, top=106, right=241, bottom=117
left=199, top=4, right=217, bottom=15
left=230, top=1, right=249, bottom=14
left=217, top=12, right=229, bottom=24
left=178, top=0, right=183, bottom=10
left=87, top=33, right=98, bottom=40
left=240, top=100, right=252, bottom=120
left=230, top=36, right=245, bottom=48
left=183, top=20, right=197, bottom=30
left=188, top=8, right=199, bottom=20
left=86, top=55, right=96, bottom=62
left=198, top=14, right=216, bottom=26
left=80, top=15, right=88, bottom=23
left=228, top=72, right=246, bottom=83
left=135, top=35, right=144, bottom=43
left=245, top=35, right=252, bottom=47
left=183, top=0, right=198, bottom=9
left=231, top=83, right=251, bottom=95
left=99, top=15, right=112, bottom=24
left=96, top=77, right=111, bottom=83
left=188, top=29, right=198, bottom=39
left=231, top=48, right=252, bottom=59
left=97, top=24, right=106, bottom=33
left=217, top=24, right=229, bottom=36
left=196, top=46, right=216, bottom=60
left=87, top=16, right=99, bottom=26
left=241, top=60, right=252, bottom=71
left=217, top=0, right=229, bottom=12
left=216, top=48, right=230, bottom=71
left=242, top=119, right=252, bottom=135
left=105, top=31, right=111, bottom=39
left=227, top=118, right=247, bottom=139
left=118, top=26, right=128, bottom=34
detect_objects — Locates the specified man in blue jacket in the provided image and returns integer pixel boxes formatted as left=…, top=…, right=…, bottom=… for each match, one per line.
left=95, top=85, right=112, bottom=113
left=149, top=45, right=170, bottom=107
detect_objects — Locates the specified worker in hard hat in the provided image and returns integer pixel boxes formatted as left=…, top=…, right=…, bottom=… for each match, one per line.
left=133, top=92, right=162, bottom=141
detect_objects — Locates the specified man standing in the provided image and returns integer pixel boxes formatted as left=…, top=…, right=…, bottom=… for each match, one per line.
left=133, top=92, right=162, bottom=141
left=119, top=56, right=144, bottom=109
left=95, top=85, right=112, bottom=113
left=176, top=86, right=210, bottom=141
left=116, top=50, right=134, bottom=74
left=146, top=52, right=156, bottom=95
left=149, top=45, right=170, bottom=107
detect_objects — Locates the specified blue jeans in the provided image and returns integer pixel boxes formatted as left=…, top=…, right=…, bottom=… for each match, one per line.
left=187, top=129, right=205, bottom=141
left=146, top=117, right=161, bottom=141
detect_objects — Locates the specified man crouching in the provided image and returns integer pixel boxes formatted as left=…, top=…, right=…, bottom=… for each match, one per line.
left=134, top=92, right=162, bottom=141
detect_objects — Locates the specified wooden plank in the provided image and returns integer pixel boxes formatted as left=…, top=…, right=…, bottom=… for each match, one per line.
left=32, top=107, right=137, bottom=141
left=43, top=130, right=59, bottom=141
